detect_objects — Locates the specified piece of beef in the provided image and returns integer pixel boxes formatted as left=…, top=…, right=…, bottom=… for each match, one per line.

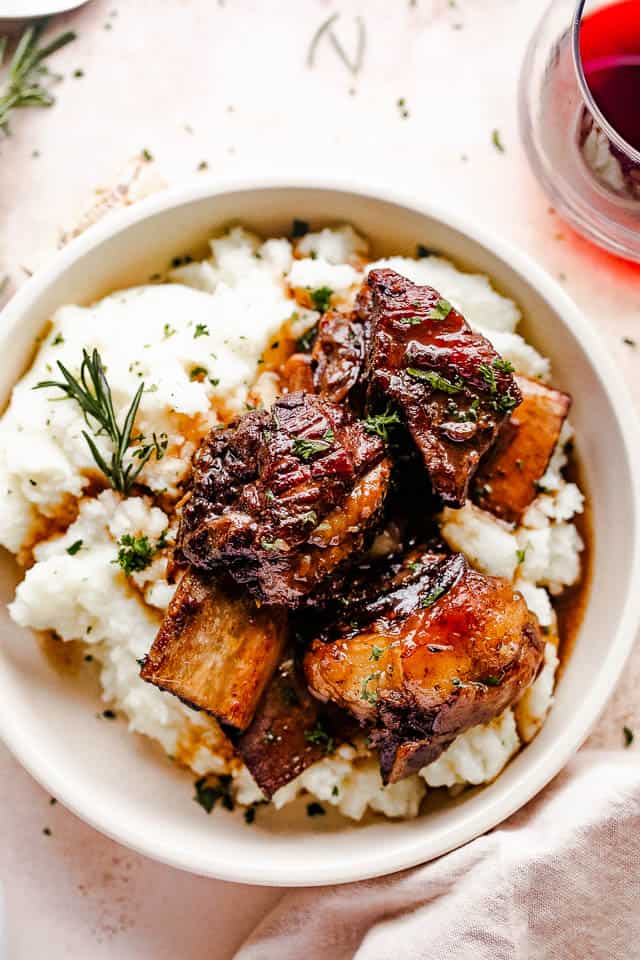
left=304, top=548, right=543, bottom=783
left=140, top=569, right=287, bottom=729
left=473, top=375, right=571, bottom=523
left=177, top=392, right=391, bottom=606
left=360, top=268, right=522, bottom=507
left=230, top=653, right=331, bottom=799
left=311, top=309, right=369, bottom=406
left=281, top=352, right=315, bottom=394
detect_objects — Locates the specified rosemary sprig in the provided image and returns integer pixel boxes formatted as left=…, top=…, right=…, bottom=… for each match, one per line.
left=34, top=348, right=167, bottom=494
left=307, top=13, right=366, bottom=76
left=307, top=13, right=339, bottom=68
left=0, top=22, right=76, bottom=137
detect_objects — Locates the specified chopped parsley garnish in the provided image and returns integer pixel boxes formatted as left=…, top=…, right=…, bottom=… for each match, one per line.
left=304, top=722, right=335, bottom=754
left=194, top=323, right=209, bottom=339
left=310, top=286, right=333, bottom=313
left=491, top=129, right=505, bottom=153
left=190, top=366, right=208, bottom=380
left=406, top=368, right=463, bottom=394
left=396, top=96, right=409, bottom=118
left=420, top=584, right=447, bottom=608
left=478, top=362, right=498, bottom=393
left=624, top=725, right=635, bottom=747
left=209, top=377, right=220, bottom=388
left=362, top=407, right=402, bottom=442
left=296, top=323, right=318, bottom=352
left=306, top=802, right=326, bottom=817
left=52, top=333, right=64, bottom=346
left=141, top=147, right=153, bottom=162
left=66, top=539, right=83, bottom=556
left=194, top=774, right=234, bottom=813
left=361, top=673, right=380, bottom=703
left=400, top=315, right=424, bottom=326
left=300, top=510, right=318, bottom=526
left=460, top=397, right=480, bottom=422
left=427, top=297, right=453, bottom=321
left=478, top=360, right=518, bottom=414
left=292, top=429, right=334, bottom=461
left=113, top=533, right=159, bottom=575
left=369, top=645, right=384, bottom=661
left=480, top=675, right=502, bottom=686
left=291, top=218, right=310, bottom=237
left=493, top=392, right=519, bottom=415
left=493, top=358, right=514, bottom=373
left=157, top=529, right=169, bottom=550
left=516, top=546, right=528, bottom=564
left=331, top=785, right=339, bottom=797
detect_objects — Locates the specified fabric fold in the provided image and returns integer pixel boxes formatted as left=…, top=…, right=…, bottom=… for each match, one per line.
left=235, top=752, right=640, bottom=960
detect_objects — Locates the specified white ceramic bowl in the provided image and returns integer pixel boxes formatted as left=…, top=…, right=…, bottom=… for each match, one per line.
left=0, top=177, right=638, bottom=887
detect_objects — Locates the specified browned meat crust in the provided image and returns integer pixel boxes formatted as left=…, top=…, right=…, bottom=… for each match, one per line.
left=177, top=392, right=390, bottom=605
left=312, top=309, right=369, bottom=405
left=143, top=266, right=567, bottom=795
left=473, top=375, right=571, bottom=523
left=140, top=569, right=287, bottom=729
left=360, top=269, right=522, bottom=507
left=304, top=549, right=543, bottom=783
left=230, top=653, right=328, bottom=799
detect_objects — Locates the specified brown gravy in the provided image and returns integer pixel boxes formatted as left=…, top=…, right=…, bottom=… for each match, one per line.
left=37, top=631, right=88, bottom=675
left=554, top=450, right=593, bottom=673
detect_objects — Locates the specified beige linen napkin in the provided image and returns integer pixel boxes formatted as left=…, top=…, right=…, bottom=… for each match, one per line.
left=235, top=752, right=640, bottom=960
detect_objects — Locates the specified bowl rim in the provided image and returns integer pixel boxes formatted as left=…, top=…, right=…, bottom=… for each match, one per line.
left=1, top=174, right=639, bottom=887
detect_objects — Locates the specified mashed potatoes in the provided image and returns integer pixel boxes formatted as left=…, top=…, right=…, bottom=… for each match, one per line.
left=0, top=225, right=584, bottom=821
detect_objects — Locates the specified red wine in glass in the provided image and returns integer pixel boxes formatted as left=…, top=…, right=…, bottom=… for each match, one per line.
left=580, top=0, right=640, bottom=152
left=520, top=0, right=640, bottom=260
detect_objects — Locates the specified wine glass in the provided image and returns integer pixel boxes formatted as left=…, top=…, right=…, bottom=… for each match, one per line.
left=520, top=0, right=640, bottom=261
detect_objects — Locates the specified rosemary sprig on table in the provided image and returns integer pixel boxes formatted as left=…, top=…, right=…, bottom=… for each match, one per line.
left=34, top=348, right=167, bottom=495
left=307, top=13, right=366, bottom=76
left=0, top=22, right=76, bottom=137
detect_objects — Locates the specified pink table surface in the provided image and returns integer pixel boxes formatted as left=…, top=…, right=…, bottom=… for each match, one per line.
left=1, top=0, right=639, bottom=956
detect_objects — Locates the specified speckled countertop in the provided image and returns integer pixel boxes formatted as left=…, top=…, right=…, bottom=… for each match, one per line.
left=0, top=0, right=639, bottom=956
